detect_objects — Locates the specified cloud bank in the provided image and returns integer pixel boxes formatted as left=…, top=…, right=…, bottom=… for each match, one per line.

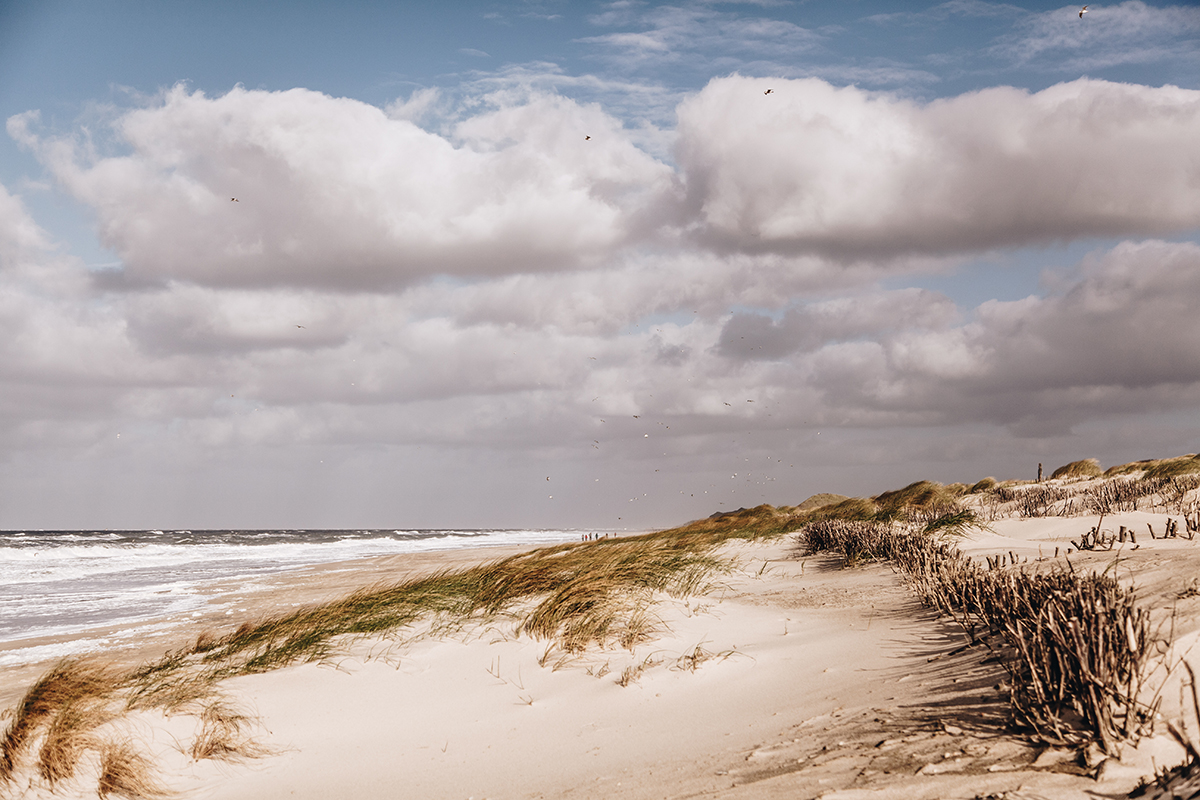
left=2, top=73, right=1200, bottom=525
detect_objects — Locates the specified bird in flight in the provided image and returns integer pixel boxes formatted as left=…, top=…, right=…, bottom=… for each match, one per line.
left=230, top=197, right=239, bottom=202
left=1079, top=5, right=1088, bottom=17
left=585, top=135, right=591, bottom=140
left=763, top=88, right=774, bottom=95
left=295, top=325, right=305, bottom=329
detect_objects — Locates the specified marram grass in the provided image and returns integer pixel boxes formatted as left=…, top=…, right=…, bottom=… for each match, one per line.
left=1, top=519, right=786, bottom=796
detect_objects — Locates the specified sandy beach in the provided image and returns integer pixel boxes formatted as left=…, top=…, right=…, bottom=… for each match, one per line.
left=5, top=488, right=1200, bottom=800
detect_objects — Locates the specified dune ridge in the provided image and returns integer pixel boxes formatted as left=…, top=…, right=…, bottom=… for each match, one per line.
left=4, top=456, right=1200, bottom=798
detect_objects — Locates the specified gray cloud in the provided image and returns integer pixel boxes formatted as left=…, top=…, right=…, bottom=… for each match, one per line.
left=4, top=69, right=1200, bottom=527
left=717, top=289, right=959, bottom=360
left=785, top=240, right=1200, bottom=434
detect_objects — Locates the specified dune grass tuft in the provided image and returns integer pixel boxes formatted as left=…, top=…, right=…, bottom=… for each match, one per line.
left=1050, top=458, right=1103, bottom=480
left=0, top=659, right=121, bottom=785
left=189, top=701, right=267, bottom=762
left=37, top=693, right=116, bottom=787
left=874, top=480, right=959, bottom=518
left=97, top=740, right=169, bottom=799
left=1104, top=454, right=1200, bottom=479
left=968, top=477, right=998, bottom=494
left=794, top=493, right=850, bottom=511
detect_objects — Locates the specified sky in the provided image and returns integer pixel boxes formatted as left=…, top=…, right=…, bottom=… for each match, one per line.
left=0, top=0, right=1199, bottom=531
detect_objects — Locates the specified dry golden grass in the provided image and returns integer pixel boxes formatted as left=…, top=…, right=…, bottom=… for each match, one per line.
left=874, top=480, right=959, bottom=516
left=37, top=694, right=115, bottom=787
left=0, top=658, right=121, bottom=785
left=189, top=700, right=268, bottom=762
left=1104, top=453, right=1200, bottom=479
left=968, top=477, right=998, bottom=494
left=96, top=740, right=170, bottom=799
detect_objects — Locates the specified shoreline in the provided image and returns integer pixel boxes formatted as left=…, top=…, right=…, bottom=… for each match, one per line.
left=0, top=540, right=551, bottom=707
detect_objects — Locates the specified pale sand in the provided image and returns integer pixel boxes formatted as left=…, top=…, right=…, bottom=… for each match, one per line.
left=8, top=514, right=1200, bottom=799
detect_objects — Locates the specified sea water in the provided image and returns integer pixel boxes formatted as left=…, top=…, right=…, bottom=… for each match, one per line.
left=0, top=528, right=593, bottom=666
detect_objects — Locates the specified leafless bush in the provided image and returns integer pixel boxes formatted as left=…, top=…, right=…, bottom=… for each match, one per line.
left=1013, top=485, right=1071, bottom=518
left=798, top=519, right=901, bottom=566
left=800, top=521, right=1160, bottom=753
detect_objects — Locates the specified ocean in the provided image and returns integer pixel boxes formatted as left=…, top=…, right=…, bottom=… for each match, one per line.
left=0, top=527, right=595, bottom=667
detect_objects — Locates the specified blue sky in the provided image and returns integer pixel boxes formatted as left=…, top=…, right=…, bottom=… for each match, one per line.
left=1, top=0, right=1199, bottom=529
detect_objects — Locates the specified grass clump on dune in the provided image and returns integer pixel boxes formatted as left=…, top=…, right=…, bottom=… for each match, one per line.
left=1050, top=458, right=1103, bottom=480
left=874, top=480, right=959, bottom=518
left=1104, top=454, right=1200, bottom=479
left=1143, top=455, right=1200, bottom=480
left=0, top=659, right=175, bottom=799
left=0, top=660, right=120, bottom=787
left=794, top=493, right=850, bottom=511
left=968, top=477, right=998, bottom=494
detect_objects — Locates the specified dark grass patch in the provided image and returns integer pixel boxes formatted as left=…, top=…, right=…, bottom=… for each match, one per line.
left=1050, top=458, right=1103, bottom=480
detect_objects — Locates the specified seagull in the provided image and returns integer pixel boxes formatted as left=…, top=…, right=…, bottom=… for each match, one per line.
left=1079, top=5, right=1087, bottom=16
left=585, top=135, right=591, bottom=140
left=764, top=88, right=774, bottom=95
left=230, top=197, right=239, bottom=202
left=295, top=325, right=305, bottom=329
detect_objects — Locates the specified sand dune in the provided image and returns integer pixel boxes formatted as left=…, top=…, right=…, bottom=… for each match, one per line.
left=6, top=492, right=1200, bottom=799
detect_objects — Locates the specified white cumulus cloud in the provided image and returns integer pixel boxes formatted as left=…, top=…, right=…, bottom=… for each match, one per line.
left=8, top=85, right=675, bottom=289
left=676, top=75, right=1200, bottom=258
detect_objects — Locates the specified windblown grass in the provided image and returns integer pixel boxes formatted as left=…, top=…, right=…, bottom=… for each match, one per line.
left=0, top=659, right=120, bottom=786
left=138, top=530, right=734, bottom=687
left=96, top=740, right=169, bottom=799
left=6, top=519, right=798, bottom=795
left=0, top=656, right=255, bottom=798
left=874, top=480, right=960, bottom=520
left=189, top=701, right=268, bottom=762
left=968, top=477, right=998, bottom=494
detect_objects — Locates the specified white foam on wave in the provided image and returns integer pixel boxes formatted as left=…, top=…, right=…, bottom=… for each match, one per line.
left=0, top=528, right=595, bottom=646
left=0, top=638, right=115, bottom=668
